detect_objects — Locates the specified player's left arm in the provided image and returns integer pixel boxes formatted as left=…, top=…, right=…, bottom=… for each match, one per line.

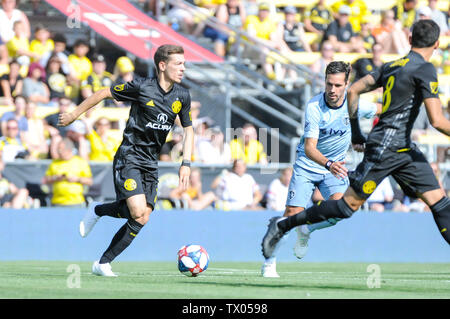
left=179, top=125, right=194, bottom=190
left=347, top=73, right=380, bottom=146
left=424, top=97, right=450, bottom=136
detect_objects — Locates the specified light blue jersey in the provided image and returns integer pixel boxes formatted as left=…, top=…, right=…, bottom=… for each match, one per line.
left=296, top=92, right=377, bottom=173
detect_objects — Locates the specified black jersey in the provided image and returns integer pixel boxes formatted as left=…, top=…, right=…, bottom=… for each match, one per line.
left=110, top=77, right=192, bottom=170
left=367, top=50, right=439, bottom=154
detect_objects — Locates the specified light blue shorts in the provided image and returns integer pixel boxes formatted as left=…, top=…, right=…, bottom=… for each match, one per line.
left=285, top=164, right=349, bottom=208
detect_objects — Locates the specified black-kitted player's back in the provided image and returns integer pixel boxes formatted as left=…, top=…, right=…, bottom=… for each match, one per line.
left=368, top=51, right=439, bottom=156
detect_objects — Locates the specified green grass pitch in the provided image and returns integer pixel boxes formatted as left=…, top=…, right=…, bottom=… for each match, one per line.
left=0, top=261, right=449, bottom=299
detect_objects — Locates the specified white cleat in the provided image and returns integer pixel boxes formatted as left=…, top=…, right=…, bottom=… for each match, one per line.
left=261, top=262, right=280, bottom=278
left=92, top=260, right=117, bottom=277
left=79, top=202, right=101, bottom=238
left=293, top=225, right=310, bottom=259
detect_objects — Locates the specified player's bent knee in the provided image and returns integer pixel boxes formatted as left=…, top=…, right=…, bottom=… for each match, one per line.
left=336, top=198, right=356, bottom=218
left=284, top=206, right=304, bottom=217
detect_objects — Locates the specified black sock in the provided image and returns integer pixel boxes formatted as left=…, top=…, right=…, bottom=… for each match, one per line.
left=430, top=197, right=450, bottom=245
left=95, top=200, right=131, bottom=219
left=99, top=219, right=144, bottom=264
left=278, top=199, right=356, bottom=233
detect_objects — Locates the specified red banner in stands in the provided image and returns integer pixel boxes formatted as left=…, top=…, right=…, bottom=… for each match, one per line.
left=44, top=0, right=223, bottom=63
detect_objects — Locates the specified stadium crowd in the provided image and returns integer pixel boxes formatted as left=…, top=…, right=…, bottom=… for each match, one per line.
left=0, top=0, right=448, bottom=211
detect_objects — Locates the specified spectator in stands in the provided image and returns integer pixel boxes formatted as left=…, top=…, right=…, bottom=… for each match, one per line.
left=159, top=125, right=184, bottom=162
left=244, top=2, right=288, bottom=79
left=202, top=1, right=230, bottom=57
left=367, top=177, right=395, bottom=212
left=39, top=33, right=72, bottom=79
left=351, top=43, right=383, bottom=82
left=230, top=123, right=267, bottom=164
left=392, top=0, right=417, bottom=32
left=42, top=137, right=93, bottom=207
left=358, top=17, right=376, bottom=53
left=282, top=6, right=312, bottom=53
left=24, top=101, right=48, bottom=159
left=113, top=56, right=135, bottom=85
left=6, top=20, right=35, bottom=72
left=330, top=0, right=369, bottom=33
left=29, top=24, right=54, bottom=63
left=0, top=118, right=29, bottom=162
left=215, top=159, right=263, bottom=210
left=22, top=62, right=50, bottom=105
left=0, top=38, right=8, bottom=73
left=310, top=40, right=334, bottom=79
left=170, top=167, right=217, bottom=210
left=65, top=119, right=89, bottom=161
left=372, top=9, right=410, bottom=55
left=304, top=0, right=333, bottom=40
left=196, top=126, right=232, bottom=164
left=44, top=96, right=72, bottom=158
left=0, top=0, right=31, bottom=43
left=68, top=39, right=92, bottom=102
left=0, top=94, right=27, bottom=140
left=166, top=0, right=197, bottom=34
left=81, top=54, right=114, bottom=107
left=265, top=167, right=292, bottom=211
left=0, top=59, right=22, bottom=106
left=322, top=5, right=365, bottom=53
left=81, top=117, right=121, bottom=162
left=417, top=5, right=433, bottom=21
left=428, top=0, right=449, bottom=35
left=0, top=155, right=29, bottom=208
left=45, top=53, right=68, bottom=104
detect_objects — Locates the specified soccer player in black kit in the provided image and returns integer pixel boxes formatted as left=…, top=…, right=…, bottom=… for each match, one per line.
left=262, top=19, right=450, bottom=259
left=58, top=45, right=194, bottom=276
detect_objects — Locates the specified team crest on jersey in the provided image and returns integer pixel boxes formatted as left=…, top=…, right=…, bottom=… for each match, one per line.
left=288, top=190, right=295, bottom=200
left=172, top=100, right=182, bottom=113
left=114, top=83, right=125, bottom=91
left=429, top=82, right=439, bottom=94
left=342, top=116, right=349, bottom=126
left=362, top=180, right=377, bottom=194
left=124, top=178, right=137, bottom=191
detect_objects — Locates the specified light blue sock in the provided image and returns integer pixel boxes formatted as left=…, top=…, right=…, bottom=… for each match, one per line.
left=306, top=218, right=341, bottom=233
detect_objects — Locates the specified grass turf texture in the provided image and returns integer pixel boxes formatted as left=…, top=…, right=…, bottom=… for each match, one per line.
left=0, top=261, right=449, bottom=299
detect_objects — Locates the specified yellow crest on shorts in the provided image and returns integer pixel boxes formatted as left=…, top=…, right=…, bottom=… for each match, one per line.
left=171, top=100, right=182, bottom=113
left=114, top=83, right=125, bottom=91
left=362, top=180, right=377, bottom=194
left=429, top=81, right=439, bottom=94
left=124, top=178, right=137, bottom=191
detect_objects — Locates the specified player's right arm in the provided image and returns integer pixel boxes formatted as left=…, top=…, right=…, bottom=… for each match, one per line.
left=58, top=88, right=112, bottom=127
left=304, top=137, right=348, bottom=179
left=424, top=97, right=450, bottom=136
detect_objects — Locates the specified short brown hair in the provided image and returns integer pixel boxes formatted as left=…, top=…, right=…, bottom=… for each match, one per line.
left=154, top=44, right=184, bottom=73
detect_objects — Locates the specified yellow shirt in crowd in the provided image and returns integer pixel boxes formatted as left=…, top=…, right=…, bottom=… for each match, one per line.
left=68, top=54, right=93, bottom=81
left=330, top=0, right=369, bottom=33
left=29, top=39, right=54, bottom=62
left=6, top=35, right=29, bottom=58
left=86, top=130, right=121, bottom=162
left=244, top=15, right=278, bottom=41
left=45, top=155, right=92, bottom=206
left=229, top=138, right=267, bottom=164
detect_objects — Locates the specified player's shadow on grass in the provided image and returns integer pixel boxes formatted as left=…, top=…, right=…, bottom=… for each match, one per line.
left=184, top=280, right=373, bottom=291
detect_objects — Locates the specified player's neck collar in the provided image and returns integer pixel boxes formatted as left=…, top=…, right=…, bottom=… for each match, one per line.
left=323, top=92, right=346, bottom=109
left=156, top=77, right=175, bottom=95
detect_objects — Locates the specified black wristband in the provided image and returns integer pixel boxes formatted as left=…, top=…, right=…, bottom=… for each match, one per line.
left=325, top=160, right=334, bottom=171
left=181, top=160, right=191, bottom=168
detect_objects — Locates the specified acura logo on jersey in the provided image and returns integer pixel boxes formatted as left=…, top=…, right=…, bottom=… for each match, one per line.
left=157, top=113, right=168, bottom=124
left=146, top=113, right=172, bottom=131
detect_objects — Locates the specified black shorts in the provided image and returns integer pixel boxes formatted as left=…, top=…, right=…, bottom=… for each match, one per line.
left=113, top=157, right=159, bottom=209
left=349, top=144, right=440, bottom=200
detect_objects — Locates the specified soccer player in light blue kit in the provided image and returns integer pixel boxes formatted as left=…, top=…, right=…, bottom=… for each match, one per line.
left=261, top=61, right=381, bottom=277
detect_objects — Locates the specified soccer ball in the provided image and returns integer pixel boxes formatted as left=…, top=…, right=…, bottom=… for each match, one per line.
left=177, top=244, right=209, bottom=277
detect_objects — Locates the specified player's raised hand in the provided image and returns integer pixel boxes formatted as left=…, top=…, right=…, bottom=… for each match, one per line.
left=58, top=112, right=77, bottom=127
left=330, top=161, right=348, bottom=179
